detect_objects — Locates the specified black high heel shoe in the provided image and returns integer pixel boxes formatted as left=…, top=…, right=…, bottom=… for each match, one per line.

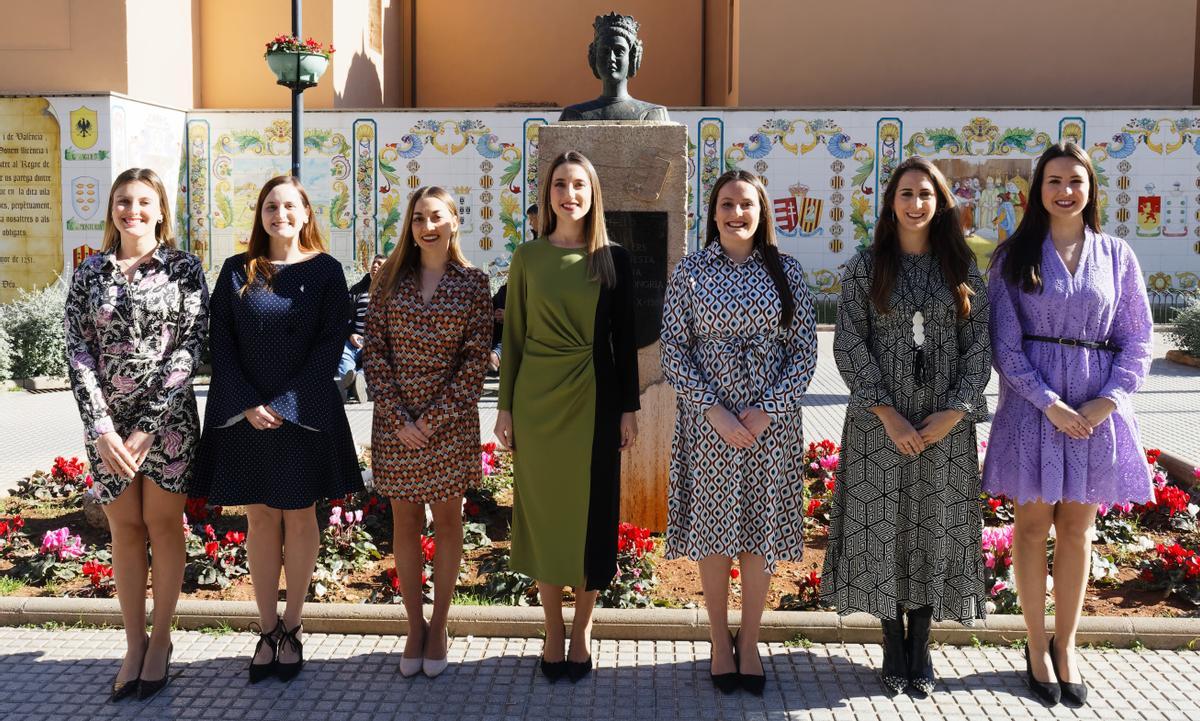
left=110, top=634, right=147, bottom=702
left=137, top=643, right=173, bottom=701
left=539, top=623, right=567, bottom=682
left=711, top=633, right=739, bottom=695
left=735, top=632, right=766, bottom=696
left=879, top=616, right=908, bottom=697
left=1049, top=636, right=1088, bottom=707
left=1024, top=643, right=1061, bottom=707
left=248, top=620, right=280, bottom=684
left=275, top=623, right=304, bottom=682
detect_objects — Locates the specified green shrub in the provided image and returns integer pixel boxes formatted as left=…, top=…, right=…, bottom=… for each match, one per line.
left=0, top=278, right=68, bottom=379
left=1170, top=298, right=1200, bottom=356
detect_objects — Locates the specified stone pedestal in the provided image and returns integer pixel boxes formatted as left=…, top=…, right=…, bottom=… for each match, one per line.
left=538, top=122, right=687, bottom=532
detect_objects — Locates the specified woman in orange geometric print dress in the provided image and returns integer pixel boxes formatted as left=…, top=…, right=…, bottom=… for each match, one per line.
left=364, top=186, right=492, bottom=678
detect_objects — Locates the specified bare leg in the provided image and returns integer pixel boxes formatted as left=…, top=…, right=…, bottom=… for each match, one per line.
left=391, top=499, right=428, bottom=658
left=537, top=582, right=566, bottom=663
left=278, top=505, right=319, bottom=664
left=425, top=497, right=464, bottom=660
left=101, top=480, right=149, bottom=684
left=568, top=588, right=598, bottom=662
left=139, top=477, right=187, bottom=680
left=1051, top=502, right=1098, bottom=683
left=245, top=504, right=283, bottom=664
left=698, top=554, right=735, bottom=675
left=1013, top=500, right=1055, bottom=683
left=735, top=553, right=771, bottom=676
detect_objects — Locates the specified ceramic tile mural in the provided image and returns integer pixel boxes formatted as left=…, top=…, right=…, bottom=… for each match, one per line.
left=6, top=94, right=1200, bottom=298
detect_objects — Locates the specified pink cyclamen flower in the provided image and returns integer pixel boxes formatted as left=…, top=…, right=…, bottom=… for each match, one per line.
left=991, top=580, right=1008, bottom=596
left=819, top=455, right=839, bottom=471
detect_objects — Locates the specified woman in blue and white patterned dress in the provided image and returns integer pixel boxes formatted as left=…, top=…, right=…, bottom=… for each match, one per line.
left=65, top=167, right=209, bottom=701
left=660, top=170, right=817, bottom=695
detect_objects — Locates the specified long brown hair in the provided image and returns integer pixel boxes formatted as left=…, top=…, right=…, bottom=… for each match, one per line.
left=240, top=175, right=326, bottom=294
left=100, top=168, right=175, bottom=253
left=370, top=186, right=471, bottom=300
left=538, top=151, right=616, bottom=288
left=998, top=142, right=1100, bottom=293
left=704, top=170, right=796, bottom=328
left=870, top=157, right=975, bottom=319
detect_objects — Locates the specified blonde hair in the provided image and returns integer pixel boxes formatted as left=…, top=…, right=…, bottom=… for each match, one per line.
left=371, top=186, right=471, bottom=299
left=101, top=168, right=175, bottom=253
left=537, top=151, right=615, bottom=287
left=241, top=175, right=326, bottom=295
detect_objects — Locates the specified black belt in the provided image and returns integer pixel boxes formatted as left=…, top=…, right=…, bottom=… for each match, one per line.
left=1023, top=334, right=1121, bottom=352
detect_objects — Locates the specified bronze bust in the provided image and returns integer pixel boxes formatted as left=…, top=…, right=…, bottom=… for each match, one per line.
left=559, top=13, right=669, bottom=122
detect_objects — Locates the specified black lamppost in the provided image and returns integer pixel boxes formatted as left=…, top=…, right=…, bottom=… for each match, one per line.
left=263, top=0, right=330, bottom=180
left=290, top=0, right=303, bottom=179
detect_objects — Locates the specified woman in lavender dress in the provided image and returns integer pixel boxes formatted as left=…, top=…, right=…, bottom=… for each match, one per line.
left=983, top=143, right=1153, bottom=708
left=65, top=168, right=209, bottom=701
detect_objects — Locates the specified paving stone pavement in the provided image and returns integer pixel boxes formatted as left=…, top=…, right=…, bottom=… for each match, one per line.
left=3, top=330, right=1196, bottom=495
left=0, top=627, right=1196, bottom=721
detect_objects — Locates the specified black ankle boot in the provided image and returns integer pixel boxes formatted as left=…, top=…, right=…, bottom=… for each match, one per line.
left=905, top=607, right=935, bottom=698
left=879, top=616, right=907, bottom=696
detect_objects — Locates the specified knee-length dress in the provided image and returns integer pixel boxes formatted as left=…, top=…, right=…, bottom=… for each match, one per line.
left=364, top=264, right=492, bottom=502
left=822, top=250, right=991, bottom=623
left=660, top=242, right=817, bottom=572
left=982, top=230, right=1153, bottom=504
left=64, top=246, right=209, bottom=502
left=193, top=253, right=362, bottom=509
left=498, top=239, right=640, bottom=590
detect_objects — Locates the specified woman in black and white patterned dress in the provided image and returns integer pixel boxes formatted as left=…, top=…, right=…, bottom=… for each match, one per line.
left=661, top=170, right=817, bottom=696
left=822, top=157, right=991, bottom=698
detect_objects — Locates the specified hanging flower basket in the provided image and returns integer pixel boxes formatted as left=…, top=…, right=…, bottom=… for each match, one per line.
left=264, top=34, right=334, bottom=90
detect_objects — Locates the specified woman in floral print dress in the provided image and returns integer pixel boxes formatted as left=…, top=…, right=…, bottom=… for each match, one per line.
left=65, top=167, right=209, bottom=702
left=364, top=186, right=491, bottom=678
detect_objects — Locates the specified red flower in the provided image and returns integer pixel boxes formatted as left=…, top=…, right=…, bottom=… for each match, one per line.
left=386, top=568, right=400, bottom=591
left=203, top=524, right=215, bottom=540
left=1145, top=448, right=1162, bottom=465
left=81, top=560, right=113, bottom=587
left=420, top=535, right=436, bottom=563
left=52, top=456, right=86, bottom=480
left=0, top=521, right=8, bottom=537
left=204, top=541, right=220, bottom=560
left=987, top=498, right=1003, bottom=513
left=12, top=516, right=22, bottom=530
left=482, top=442, right=496, bottom=453
left=801, top=570, right=821, bottom=589
left=824, top=478, right=836, bottom=492
left=806, top=498, right=823, bottom=517
left=185, top=497, right=209, bottom=521
left=730, top=568, right=740, bottom=580
left=329, top=497, right=344, bottom=508
left=222, top=531, right=246, bottom=546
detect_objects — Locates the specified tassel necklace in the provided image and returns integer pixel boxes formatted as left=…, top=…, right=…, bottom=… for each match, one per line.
left=900, top=254, right=936, bottom=385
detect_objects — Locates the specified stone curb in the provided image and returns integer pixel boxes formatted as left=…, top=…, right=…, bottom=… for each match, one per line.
left=1, top=597, right=1197, bottom=650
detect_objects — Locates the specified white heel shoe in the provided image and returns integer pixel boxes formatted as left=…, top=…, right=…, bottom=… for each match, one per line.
left=422, top=628, right=450, bottom=678
left=399, top=619, right=426, bottom=678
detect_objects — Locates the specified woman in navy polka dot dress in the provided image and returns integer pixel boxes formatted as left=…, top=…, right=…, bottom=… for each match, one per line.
left=194, top=176, right=362, bottom=683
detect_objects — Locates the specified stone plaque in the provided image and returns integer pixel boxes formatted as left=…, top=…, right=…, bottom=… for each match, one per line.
left=606, top=210, right=667, bottom=349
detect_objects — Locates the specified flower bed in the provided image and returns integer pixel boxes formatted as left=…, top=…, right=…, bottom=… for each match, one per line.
left=2, top=443, right=1198, bottom=616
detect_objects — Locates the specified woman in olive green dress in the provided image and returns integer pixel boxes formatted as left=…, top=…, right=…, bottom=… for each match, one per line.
left=494, top=151, right=640, bottom=683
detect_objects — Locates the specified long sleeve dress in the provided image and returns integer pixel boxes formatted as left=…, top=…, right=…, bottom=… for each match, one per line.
left=660, top=243, right=818, bottom=572
left=64, top=246, right=209, bottom=502
left=364, top=264, right=492, bottom=502
left=982, top=230, right=1153, bottom=504
left=499, top=239, right=640, bottom=591
left=822, top=249, right=991, bottom=623
left=193, top=253, right=362, bottom=509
